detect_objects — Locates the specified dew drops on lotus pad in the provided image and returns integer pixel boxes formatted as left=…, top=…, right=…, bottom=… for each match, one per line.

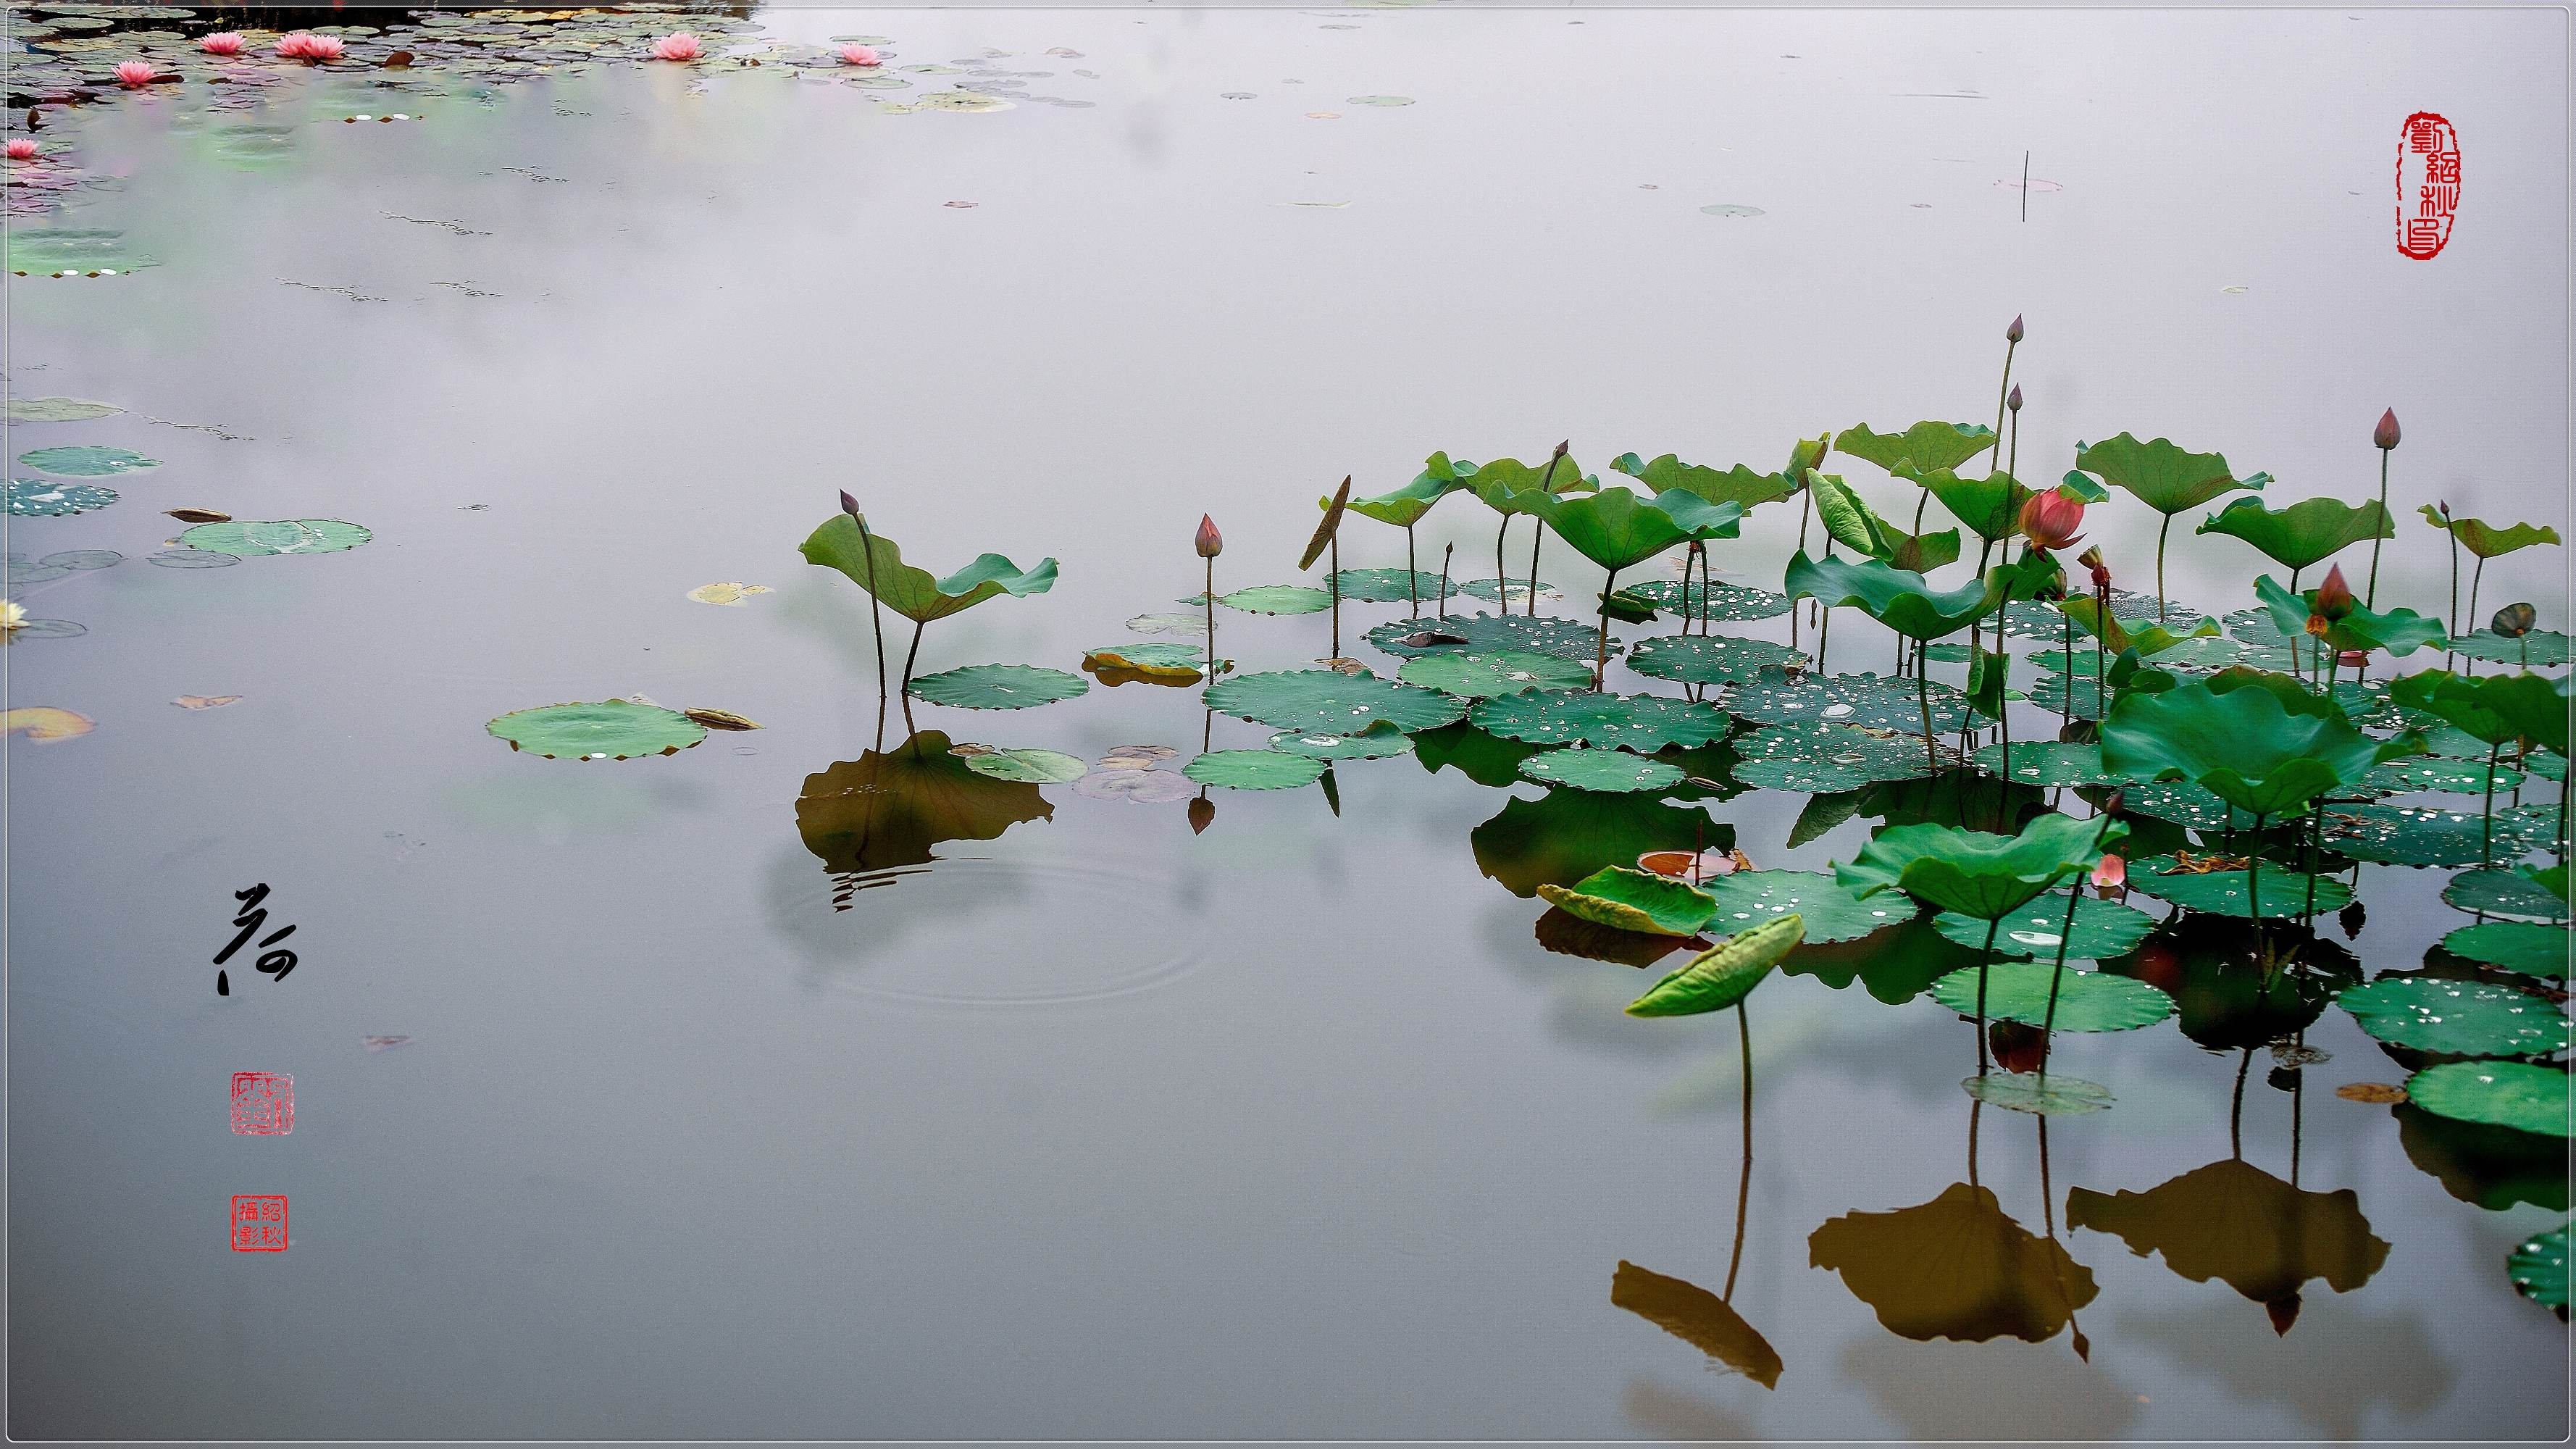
left=1731, top=721, right=1951, bottom=793
left=2337, top=977, right=2571, bottom=1057
left=1723, top=668, right=1972, bottom=735
left=1933, top=892, right=2157, bottom=961
left=2124, top=856, right=2354, bottom=919
left=1397, top=650, right=1594, bottom=699
left=1470, top=689, right=1729, bottom=751
left=1623, top=578, right=1791, bottom=621
left=1204, top=669, right=1465, bottom=735
left=906, top=664, right=1090, bottom=710
left=1625, top=634, right=1808, bottom=686
left=1366, top=611, right=1611, bottom=661
left=4, top=478, right=117, bottom=516
left=1929, top=960, right=2175, bottom=1032
left=1699, top=869, right=1897, bottom=945
left=486, top=701, right=708, bottom=760
left=177, top=519, right=374, bottom=556
left=1183, top=749, right=1326, bottom=790
left=1515, top=748, right=1685, bottom=794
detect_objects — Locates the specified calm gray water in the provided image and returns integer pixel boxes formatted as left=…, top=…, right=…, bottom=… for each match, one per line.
left=6, top=4, right=2569, bottom=1439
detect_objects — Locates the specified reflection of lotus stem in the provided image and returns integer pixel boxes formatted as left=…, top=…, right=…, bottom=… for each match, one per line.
left=1972, top=916, right=2002, bottom=1074
left=2302, top=797, right=2326, bottom=919
left=1594, top=566, right=1618, bottom=690
left=2154, top=514, right=2174, bottom=624
left=2365, top=450, right=2390, bottom=608
left=2482, top=738, right=2501, bottom=868
left=1726, top=999, right=1752, bottom=1300
left=2036, top=880, right=2081, bottom=1082
left=2229, top=1047, right=2251, bottom=1160
left=2246, top=812, right=2266, bottom=925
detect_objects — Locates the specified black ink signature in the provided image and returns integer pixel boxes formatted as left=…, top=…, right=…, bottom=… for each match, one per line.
left=214, top=883, right=297, bottom=995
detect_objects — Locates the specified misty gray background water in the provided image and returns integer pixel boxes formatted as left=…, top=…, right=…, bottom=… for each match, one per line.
left=7, top=4, right=2569, bottom=1438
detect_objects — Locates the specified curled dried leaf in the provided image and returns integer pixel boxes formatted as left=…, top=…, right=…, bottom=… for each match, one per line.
left=165, top=506, right=233, bottom=523
left=683, top=706, right=761, bottom=731
left=2335, top=1082, right=2407, bottom=1105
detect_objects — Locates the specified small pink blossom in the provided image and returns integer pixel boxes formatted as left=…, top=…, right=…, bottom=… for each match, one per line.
left=115, top=60, right=156, bottom=88
left=5, top=138, right=36, bottom=162
left=277, top=33, right=345, bottom=63
left=840, top=43, right=881, bottom=66
left=199, top=32, right=245, bottom=57
left=652, top=32, right=703, bottom=62
left=2091, top=853, right=2125, bottom=895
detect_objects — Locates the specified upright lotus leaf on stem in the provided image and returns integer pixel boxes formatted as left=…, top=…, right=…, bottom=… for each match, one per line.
left=2251, top=574, right=2446, bottom=669
left=2196, top=496, right=2395, bottom=588
left=2414, top=507, right=2563, bottom=653
left=1626, top=914, right=1805, bottom=1016
left=1523, top=485, right=1744, bottom=684
left=800, top=516, right=1058, bottom=703
left=1833, top=421, right=2000, bottom=476
left=2390, top=667, right=2572, bottom=867
left=1302, top=476, right=1354, bottom=660
left=2102, top=675, right=2410, bottom=820
left=2367, top=408, right=2401, bottom=606
left=1786, top=551, right=1997, bottom=769
left=1807, top=471, right=1962, bottom=572
left=1894, top=463, right=2028, bottom=556
left=2073, top=433, right=2270, bottom=622
left=1467, top=443, right=1597, bottom=614
left=1344, top=459, right=1466, bottom=617
left=2057, top=596, right=2220, bottom=661
left=1610, top=452, right=1800, bottom=512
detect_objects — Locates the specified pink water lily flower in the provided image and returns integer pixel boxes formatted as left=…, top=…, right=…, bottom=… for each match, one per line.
left=840, top=43, right=881, bottom=66
left=5, top=138, right=36, bottom=161
left=277, top=33, right=345, bottom=62
left=115, top=60, right=156, bottom=88
left=199, top=32, right=245, bottom=56
left=653, top=32, right=703, bottom=62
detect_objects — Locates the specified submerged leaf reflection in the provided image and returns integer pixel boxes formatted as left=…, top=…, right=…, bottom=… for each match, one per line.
left=2067, top=1159, right=2390, bottom=1334
left=794, top=730, right=1052, bottom=877
left=1809, top=1182, right=2099, bottom=1345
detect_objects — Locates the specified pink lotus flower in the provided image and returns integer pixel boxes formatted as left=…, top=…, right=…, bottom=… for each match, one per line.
left=2091, top=853, right=2125, bottom=895
left=2018, top=490, right=2086, bottom=552
left=5, top=138, right=35, bottom=162
left=117, top=60, right=158, bottom=88
left=840, top=43, right=881, bottom=66
left=199, top=32, right=244, bottom=56
left=652, top=32, right=703, bottom=62
left=277, top=33, right=344, bottom=62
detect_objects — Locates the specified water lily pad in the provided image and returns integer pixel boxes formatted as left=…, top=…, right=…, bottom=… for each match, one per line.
left=2002, top=589, right=2186, bottom=639
left=1456, top=577, right=1560, bottom=605
left=1931, top=958, right=2176, bottom=1031
left=958, top=746, right=1087, bottom=783
left=2508, top=1223, right=2570, bottom=1314
left=2365, top=756, right=2525, bottom=794
left=2115, top=780, right=2249, bottom=832
left=1216, top=584, right=1333, bottom=615
left=1934, top=892, right=2157, bottom=960
left=1960, top=1072, right=2116, bottom=1115
left=2, top=617, right=85, bottom=643
left=2339, top=977, right=2569, bottom=1056
left=2028, top=671, right=2112, bottom=720
left=3, top=477, right=116, bottom=515
left=1626, top=634, right=1808, bottom=686
left=1126, top=610, right=1207, bottom=636
left=1182, top=749, right=1325, bottom=790
left=1471, top=689, right=1728, bottom=750
left=2322, top=802, right=2559, bottom=868
left=16, top=445, right=155, bottom=477
left=2451, top=629, right=2571, bottom=667
left=1702, top=869, right=1898, bottom=944
left=1539, top=864, right=1717, bottom=938
left=1699, top=203, right=1765, bottom=217
left=1347, top=93, right=1413, bottom=105
left=1973, top=740, right=2128, bottom=788
left=1625, top=578, right=1791, bottom=621
left=4, top=397, right=122, bottom=422
left=2445, top=868, right=2571, bottom=922
left=1073, top=767, right=1196, bottom=803
left=1724, top=668, right=1971, bottom=735
left=1367, top=611, right=1610, bottom=661
left=1269, top=724, right=1413, bottom=760
left=685, top=580, right=771, bottom=606
left=919, top=90, right=1014, bottom=111
left=2441, top=922, right=2570, bottom=978
left=2125, top=856, right=2353, bottom=919
left=906, top=664, right=1089, bottom=710
left=2406, top=1060, right=2569, bottom=1137
left=178, top=519, right=372, bottom=556
left=1205, top=669, right=1465, bottom=735
left=1732, top=721, right=1947, bottom=793
left=1326, top=567, right=1444, bottom=603
left=1082, top=641, right=1211, bottom=679
left=1518, top=748, right=1685, bottom=793
left=1626, top=914, right=1804, bottom=1015
left=144, top=548, right=238, bottom=569
left=2526, top=750, right=2568, bottom=782
left=1397, top=650, right=1593, bottom=698
left=4, top=227, right=153, bottom=275
left=487, top=700, right=706, bottom=760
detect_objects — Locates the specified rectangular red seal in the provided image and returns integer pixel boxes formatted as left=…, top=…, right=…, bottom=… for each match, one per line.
left=2396, top=112, right=2460, bottom=259
left=230, top=1072, right=293, bottom=1135
left=230, top=1195, right=288, bottom=1252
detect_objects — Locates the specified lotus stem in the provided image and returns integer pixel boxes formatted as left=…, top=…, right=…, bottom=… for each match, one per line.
left=2154, top=514, right=2174, bottom=624
left=2365, top=449, right=2391, bottom=609
left=1439, top=543, right=1452, bottom=622
left=1792, top=493, right=1811, bottom=648
left=1918, top=665, right=1940, bottom=777
left=1405, top=525, right=1420, bottom=618
left=2059, top=609, right=2073, bottom=724
left=1989, top=338, right=2018, bottom=480
left=2483, top=738, right=2501, bottom=869
left=1594, top=565, right=1618, bottom=690
left=856, top=514, right=890, bottom=749
left=1816, top=605, right=1832, bottom=675
left=1329, top=532, right=1342, bottom=660
left=2443, top=506, right=2461, bottom=668
left=1529, top=450, right=1565, bottom=617
left=1495, top=515, right=1511, bottom=613
left=899, top=618, right=925, bottom=735
left=1725, top=998, right=1753, bottom=1301
left=2465, top=554, right=2488, bottom=677
left=2246, top=812, right=2266, bottom=924
left=2303, top=796, right=2327, bottom=921
left=1204, top=557, right=1216, bottom=677
left=2035, top=878, right=2083, bottom=1082
left=1973, top=916, right=2002, bottom=1074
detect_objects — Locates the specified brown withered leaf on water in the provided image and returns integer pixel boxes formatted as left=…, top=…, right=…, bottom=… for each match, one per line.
left=1, top=706, right=93, bottom=743
left=683, top=707, right=761, bottom=731
left=2336, top=1082, right=2408, bottom=1105
left=166, top=507, right=232, bottom=523
left=173, top=694, right=243, bottom=710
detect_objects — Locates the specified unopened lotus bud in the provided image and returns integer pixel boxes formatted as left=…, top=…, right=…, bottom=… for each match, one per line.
left=2374, top=408, right=2401, bottom=450
left=839, top=490, right=863, bottom=521
left=2314, top=563, right=2356, bottom=621
left=2007, top=383, right=2023, bottom=412
left=1552, top=439, right=1570, bottom=459
left=1195, top=513, right=1222, bottom=559
left=2006, top=314, right=2025, bottom=343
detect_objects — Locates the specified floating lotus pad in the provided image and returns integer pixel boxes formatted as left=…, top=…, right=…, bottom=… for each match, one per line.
left=1731, top=721, right=1949, bottom=793
left=1204, top=669, right=1465, bottom=735
left=2406, top=1061, right=2569, bottom=1137
left=1962, top=1072, right=2117, bottom=1115
left=4, top=228, right=155, bottom=275
left=1624, top=577, right=1792, bottom=621
left=2441, top=922, right=2570, bottom=979
left=3, top=478, right=117, bottom=516
left=1625, top=635, right=1809, bottom=686
left=1973, top=740, right=2130, bottom=788
left=178, top=519, right=373, bottom=556
left=16, top=445, right=158, bottom=477
left=1082, top=641, right=1208, bottom=677
left=907, top=664, right=1090, bottom=710
left=1934, top=892, right=2157, bottom=960
left=1517, top=748, right=1686, bottom=794
left=1723, top=668, right=1972, bottom=735
left=1328, top=567, right=1444, bottom=603
left=2028, top=671, right=2111, bottom=720
left=1397, top=650, right=1594, bottom=698
left=1456, top=577, right=1558, bottom=604
left=2445, top=868, right=2571, bottom=922
left=1269, top=724, right=1413, bottom=760
left=1074, top=768, right=1195, bottom=803
left=2322, top=802, right=2560, bottom=869
left=1470, top=689, right=1728, bottom=750
left=1626, top=914, right=1805, bottom=1016
left=488, top=700, right=706, bottom=759
left=2001, top=588, right=2194, bottom=639
left=1366, top=611, right=1612, bottom=661
left=2338, top=977, right=2569, bottom=1057
left=2125, top=856, right=2354, bottom=919
left=1215, top=584, right=1333, bottom=615
left=2115, top=780, right=2250, bottom=832
left=1702, top=869, right=1900, bottom=945
left=2365, top=756, right=2525, bottom=794
left=1183, top=749, right=1326, bottom=790
left=1126, top=610, right=1206, bottom=636
left=143, top=548, right=239, bottom=569
left=2509, top=1223, right=2570, bottom=1314
left=2450, top=629, right=2571, bottom=667
left=1537, top=865, right=1717, bottom=938
left=953, top=746, right=1087, bottom=783
left=4, top=398, right=122, bottom=422
left=1931, top=959, right=2176, bottom=1032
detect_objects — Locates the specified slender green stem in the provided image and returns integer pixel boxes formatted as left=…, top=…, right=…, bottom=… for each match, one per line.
left=1917, top=663, right=1939, bottom=775
left=2036, top=881, right=2083, bottom=1083
left=2154, top=514, right=2174, bottom=624
left=1816, top=604, right=1832, bottom=675
left=1329, top=533, right=1342, bottom=660
left=2246, top=813, right=2266, bottom=923
left=1973, top=917, right=2002, bottom=1074
left=1205, top=557, right=1216, bottom=677
left=2483, top=739, right=2501, bottom=869
left=1495, top=514, right=1510, bottom=611
left=898, top=618, right=925, bottom=736
left=1726, top=1000, right=1752, bottom=1300
left=856, top=516, right=889, bottom=750
left=1594, top=567, right=1618, bottom=690
left=2365, top=451, right=2390, bottom=609
left=2465, top=555, right=2488, bottom=677
left=2059, top=609, right=2073, bottom=724
left=1405, top=525, right=1419, bottom=619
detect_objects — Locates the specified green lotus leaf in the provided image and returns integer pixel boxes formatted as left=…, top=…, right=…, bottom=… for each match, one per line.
left=2442, top=922, right=2571, bottom=979
left=2002, top=588, right=2191, bottom=640
left=1626, top=913, right=1803, bottom=1015
left=2057, top=596, right=2222, bottom=659
left=1702, top=869, right=1904, bottom=945
left=2322, top=801, right=2559, bottom=869
left=1732, top=722, right=1950, bottom=793
left=800, top=515, right=1058, bottom=624
left=1540, top=864, right=1718, bottom=937
left=2395, top=1100, right=2569, bottom=1211
left=1342, top=467, right=1463, bottom=529
left=1211, top=584, right=1333, bottom=615
left=1328, top=568, right=1447, bottom=603
left=1836, top=814, right=2125, bottom=922
left=2101, top=676, right=2406, bottom=817
left=906, top=664, right=1088, bottom=711
left=1182, top=749, right=1326, bottom=790
left=2391, top=668, right=2571, bottom=753
left=4, top=478, right=117, bottom=516
left=2074, top=433, right=2265, bottom=516
left=1465, top=453, right=1598, bottom=514
left=960, top=746, right=1087, bottom=783
left=2338, top=977, right=2570, bottom=1056
left=1783, top=551, right=1995, bottom=641
left=2419, top=505, right=2564, bottom=559
left=1625, top=635, right=1808, bottom=686
left=487, top=700, right=707, bottom=760
left=178, top=519, right=372, bottom=556
left=1366, top=611, right=1610, bottom=661
left=2526, top=750, right=2569, bottom=782
left=1805, top=470, right=1963, bottom=568
left=1523, top=485, right=1741, bottom=572
left=1469, top=688, right=1729, bottom=750
left=2124, top=856, right=2353, bottom=919
left=1126, top=611, right=1208, bottom=638
left=1455, top=577, right=1557, bottom=605
left=12, top=444, right=156, bottom=477
left=1726, top=667, right=1973, bottom=735
left=1608, top=1261, right=1783, bottom=1388
left=1397, top=650, right=1594, bottom=698
left=1517, top=748, right=1686, bottom=794
left=1929, top=959, right=2175, bottom=1030
left=1082, top=641, right=1210, bottom=680
left=2509, top=1223, right=2570, bottom=1315
left=1598, top=587, right=1662, bottom=625
left=1783, top=915, right=1978, bottom=1003
left=4, top=397, right=122, bottom=423
left=1610, top=451, right=1799, bottom=511
left=2406, top=1061, right=2571, bottom=1137
left=796, top=730, right=1053, bottom=872
left=2196, top=495, right=2393, bottom=572
left=1893, top=463, right=2026, bottom=543
left=1204, top=669, right=1465, bottom=735
left=2364, top=756, right=2524, bottom=795
left=2446, top=868, right=2572, bottom=922
left=1961, top=1072, right=2116, bottom=1116
left=1807, top=1182, right=2097, bottom=1345
left=2449, top=628, right=2572, bottom=667
left=1833, top=420, right=1997, bottom=475
left=2112, top=780, right=2251, bottom=832
left=5, top=228, right=155, bottom=275
left=1934, top=892, right=2158, bottom=961
left=1623, top=577, right=1791, bottom=621
left=2251, top=574, right=2446, bottom=659
left=1268, top=722, right=1413, bottom=760
left=1471, top=791, right=1733, bottom=898
left=1973, top=740, right=2130, bottom=788
left=1410, top=722, right=1548, bottom=787
left=2065, top=1160, right=2391, bottom=1306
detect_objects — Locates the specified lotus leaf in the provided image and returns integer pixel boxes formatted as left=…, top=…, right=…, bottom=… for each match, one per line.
left=796, top=731, right=1052, bottom=870
left=1, top=707, right=94, bottom=743
left=1623, top=577, right=1791, bottom=621
left=1725, top=668, right=1973, bottom=735
left=2101, top=677, right=2408, bottom=818
left=1973, top=740, right=2129, bottom=788
left=4, top=397, right=121, bottom=423
left=1344, top=464, right=1464, bottom=529
left=1538, top=911, right=1707, bottom=969
left=1329, top=568, right=1445, bottom=604
left=1783, top=551, right=1995, bottom=641
left=1702, top=869, right=1903, bottom=945
left=1456, top=577, right=1557, bottom=604
left=1929, top=959, right=2175, bottom=1031
left=2337, top=977, right=2569, bottom=1056
left=2195, top=495, right=2393, bottom=573
left=15, top=445, right=158, bottom=477
left=1073, top=769, right=1196, bottom=803
left=1934, top=893, right=2157, bottom=961
left=2067, top=1161, right=2391, bottom=1312
left=2451, top=628, right=2572, bottom=667
left=2112, top=780, right=2250, bottom=832
left=179, top=519, right=372, bottom=556
left=1805, top=471, right=1963, bottom=569
left=4, top=550, right=117, bottom=585
left=960, top=746, right=1087, bottom=783
left=1472, top=791, right=1732, bottom=898
left=2002, top=589, right=2191, bottom=640
left=2418, top=506, right=2564, bottom=559
left=1523, top=485, right=1743, bottom=572
left=2442, top=922, right=2570, bottom=979
left=1960, top=1072, right=2117, bottom=1116
left=2391, top=668, right=2570, bottom=753
left=907, top=664, right=1088, bottom=711
left=2509, top=1224, right=2571, bottom=1315
left=1410, top=722, right=1549, bottom=788
left=2445, top=868, right=2572, bottom=922
left=1397, top=650, right=1593, bottom=698
left=1211, top=584, right=1333, bottom=615
left=1807, top=1182, right=2097, bottom=1345
left=3, top=478, right=117, bottom=516
left=1626, top=913, right=1803, bottom=1014
left=5, top=230, right=156, bottom=275
left=1465, top=453, right=1599, bottom=511
left=1204, top=669, right=1465, bottom=735
left=2252, top=575, right=2446, bottom=659
left=2322, top=802, right=2559, bottom=868
left=1513, top=747, right=1679, bottom=794
left=2364, top=756, right=2523, bottom=794
left=488, top=700, right=706, bottom=760
left=1126, top=610, right=1207, bottom=637
left=1540, top=864, right=1718, bottom=937
left=1610, top=451, right=1799, bottom=512
left=2527, top=750, right=2569, bottom=782
left=1732, top=722, right=1948, bottom=793
left=1270, top=724, right=1413, bottom=760
left=1183, top=749, right=1326, bottom=790
left=2073, top=433, right=2264, bottom=515
left=1894, top=463, right=2025, bottom=543
left=1082, top=642, right=1210, bottom=681
left=1470, top=689, right=1728, bottom=751
left=1837, top=814, right=2124, bottom=922
left=1833, top=421, right=1997, bottom=475
left=2057, top=596, right=2222, bottom=659
left=2406, top=1061, right=2570, bottom=1137
left=1626, top=635, right=1807, bottom=686
left=1608, top=1262, right=1783, bottom=1387
left=1366, top=611, right=1608, bottom=661
left=800, top=515, right=1058, bottom=624
left=2396, top=1100, right=2569, bottom=1211
left=2124, top=856, right=2354, bottom=919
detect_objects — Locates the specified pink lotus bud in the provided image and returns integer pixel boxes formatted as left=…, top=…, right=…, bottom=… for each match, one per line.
left=838, top=491, right=863, bottom=521
left=199, top=32, right=244, bottom=56
left=840, top=43, right=881, bottom=66
left=2313, top=563, right=2356, bottom=621
left=2017, top=490, right=2085, bottom=551
left=652, top=32, right=703, bottom=62
left=1195, top=514, right=1223, bottom=559
left=2373, top=408, right=2401, bottom=450
left=2076, top=546, right=2109, bottom=592
left=2091, top=853, right=2125, bottom=894
left=5, top=138, right=35, bottom=162
left=115, top=60, right=155, bottom=88
left=2006, top=314, right=2025, bottom=343
left=2007, top=382, right=2023, bottom=412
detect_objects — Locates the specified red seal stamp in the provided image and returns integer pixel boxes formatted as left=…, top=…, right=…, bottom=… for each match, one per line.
left=230, top=1195, right=288, bottom=1252
left=230, top=1072, right=293, bottom=1135
left=2396, top=112, right=2460, bottom=259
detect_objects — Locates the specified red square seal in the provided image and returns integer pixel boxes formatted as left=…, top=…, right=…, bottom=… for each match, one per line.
left=230, top=1072, right=293, bottom=1135
left=230, top=1195, right=288, bottom=1252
